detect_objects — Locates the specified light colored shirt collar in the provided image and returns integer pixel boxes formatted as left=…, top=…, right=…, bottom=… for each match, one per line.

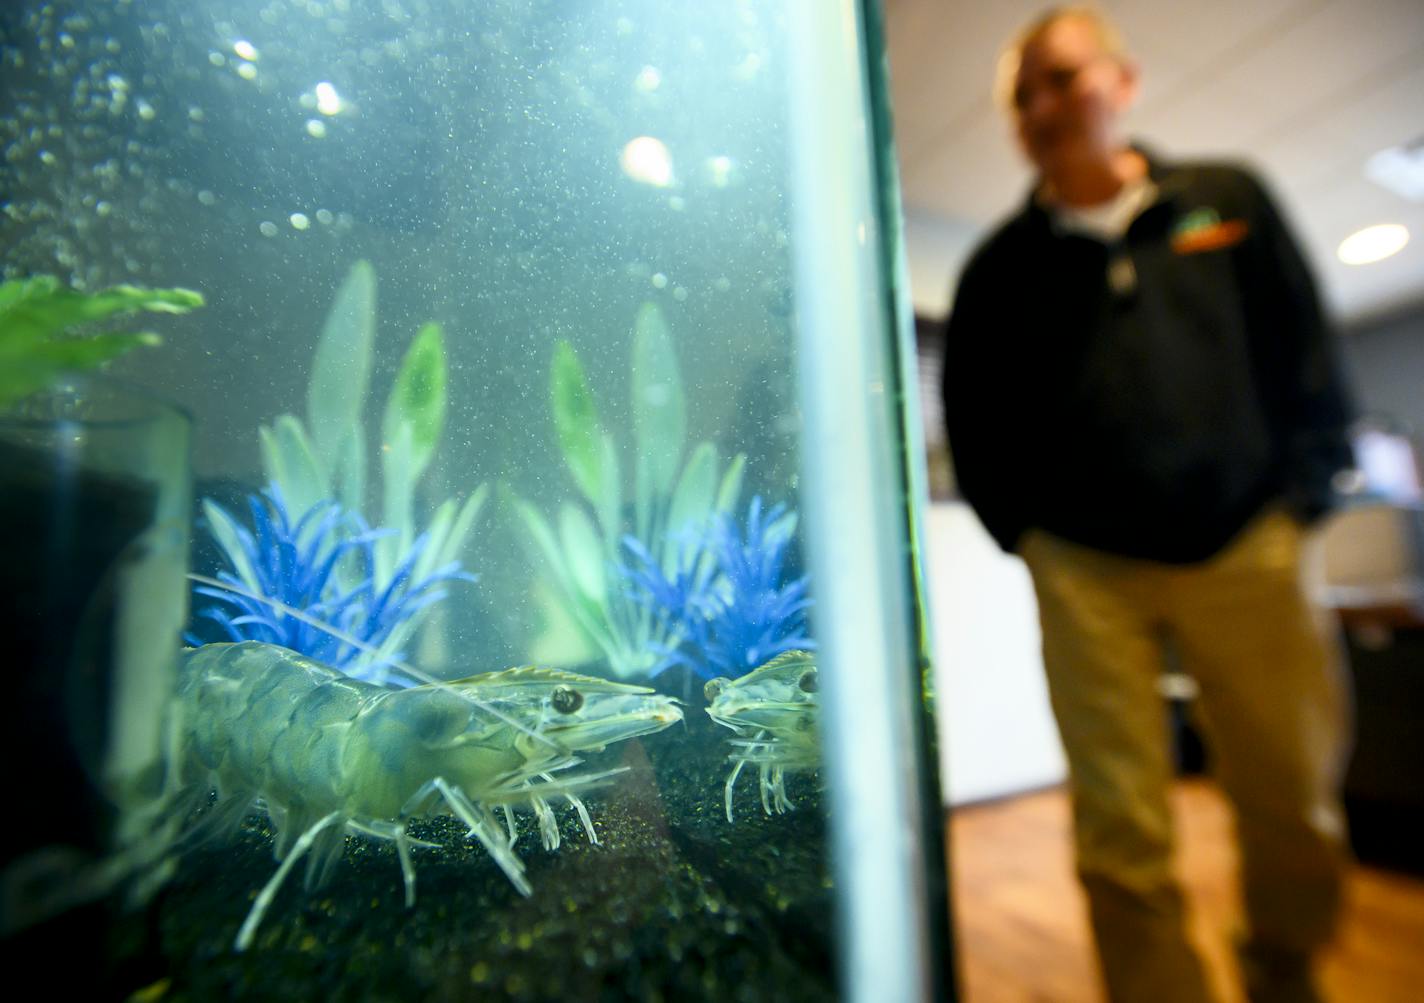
left=1050, top=176, right=1159, bottom=241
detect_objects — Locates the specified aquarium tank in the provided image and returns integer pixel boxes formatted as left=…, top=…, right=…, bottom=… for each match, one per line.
left=0, top=1, right=951, bottom=1000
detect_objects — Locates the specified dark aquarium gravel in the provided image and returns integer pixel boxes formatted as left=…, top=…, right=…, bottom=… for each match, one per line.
left=142, top=711, right=834, bottom=1003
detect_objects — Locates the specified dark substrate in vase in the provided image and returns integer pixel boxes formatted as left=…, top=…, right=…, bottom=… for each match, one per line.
left=0, top=436, right=164, bottom=996
left=0, top=436, right=159, bottom=863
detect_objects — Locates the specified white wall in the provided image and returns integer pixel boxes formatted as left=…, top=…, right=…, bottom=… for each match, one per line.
left=923, top=501, right=1067, bottom=805
left=903, top=210, right=981, bottom=319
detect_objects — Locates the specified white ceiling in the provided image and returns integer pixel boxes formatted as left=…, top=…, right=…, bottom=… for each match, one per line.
left=886, top=0, right=1424, bottom=324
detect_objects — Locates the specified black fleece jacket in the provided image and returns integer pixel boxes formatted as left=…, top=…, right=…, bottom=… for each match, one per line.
left=940, top=154, right=1356, bottom=563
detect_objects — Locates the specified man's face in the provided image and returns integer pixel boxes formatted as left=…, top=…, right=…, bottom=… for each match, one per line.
left=1010, top=17, right=1137, bottom=177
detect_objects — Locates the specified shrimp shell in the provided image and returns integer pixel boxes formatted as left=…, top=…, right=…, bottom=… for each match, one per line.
left=169, top=641, right=680, bottom=950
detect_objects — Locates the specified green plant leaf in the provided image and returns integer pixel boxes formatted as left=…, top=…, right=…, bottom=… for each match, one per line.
left=513, top=496, right=583, bottom=629
left=415, top=484, right=489, bottom=582
left=307, top=260, right=375, bottom=485
left=630, top=301, right=685, bottom=497
left=550, top=340, right=605, bottom=506
left=526, top=579, right=598, bottom=668
left=0, top=277, right=204, bottom=409
left=415, top=498, right=457, bottom=583
left=596, top=432, right=622, bottom=543
left=335, top=424, right=366, bottom=517
left=0, top=275, right=59, bottom=315
left=634, top=449, right=652, bottom=543
left=667, top=442, right=718, bottom=539
left=202, top=498, right=261, bottom=593
left=377, top=422, right=415, bottom=590
left=439, top=483, right=489, bottom=568
left=0, top=332, right=160, bottom=409
left=512, top=493, right=620, bottom=666
left=0, top=278, right=203, bottom=343
left=768, top=509, right=798, bottom=546
left=715, top=452, right=747, bottom=515
left=382, top=321, right=446, bottom=483
left=258, top=415, right=329, bottom=527
left=514, top=497, right=568, bottom=582
left=559, top=502, right=607, bottom=606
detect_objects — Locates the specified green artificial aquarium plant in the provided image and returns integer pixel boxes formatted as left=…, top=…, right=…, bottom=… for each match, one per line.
left=0, top=275, right=204, bottom=410
left=516, top=301, right=746, bottom=679
left=201, top=260, right=486, bottom=682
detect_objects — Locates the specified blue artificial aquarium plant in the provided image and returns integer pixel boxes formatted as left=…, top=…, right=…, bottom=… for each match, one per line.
left=191, top=484, right=475, bottom=685
left=618, top=495, right=814, bottom=681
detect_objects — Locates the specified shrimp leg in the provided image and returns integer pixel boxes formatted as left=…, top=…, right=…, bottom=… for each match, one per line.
left=426, top=778, right=531, bottom=897
left=723, top=728, right=769, bottom=823
left=350, top=818, right=436, bottom=908
left=528, top=789, right=561, bottom=851
left=235, top=811, right=342, bottom=952
left=540, top=773, right=598, bottom=845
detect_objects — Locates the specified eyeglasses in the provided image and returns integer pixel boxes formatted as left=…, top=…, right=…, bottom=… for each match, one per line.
left=1011, top=55, right=1112, bottom=112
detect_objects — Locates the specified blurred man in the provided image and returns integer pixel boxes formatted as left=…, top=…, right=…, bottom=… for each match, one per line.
left=939, top=7, right=1355, bottom=1003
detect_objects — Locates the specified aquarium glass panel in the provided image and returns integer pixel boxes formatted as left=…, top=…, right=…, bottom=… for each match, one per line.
left=1, top=1, right=947, bottom=999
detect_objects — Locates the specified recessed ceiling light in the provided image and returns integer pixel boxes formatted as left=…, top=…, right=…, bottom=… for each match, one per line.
left=1366, top=141, right=1424, bottom=202
left=1338, top=223, right=1409, bottom=265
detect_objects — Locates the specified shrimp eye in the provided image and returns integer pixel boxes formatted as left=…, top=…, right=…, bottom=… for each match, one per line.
left=797, top=668, right=817, bottom=693
left=704, top=678, right=729, bottom=702
left=551, top=686, right=583, bottom=714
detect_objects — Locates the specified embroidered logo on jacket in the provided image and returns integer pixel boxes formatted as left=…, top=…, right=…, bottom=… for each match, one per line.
left=1171, top=207, right=1249, bottom=254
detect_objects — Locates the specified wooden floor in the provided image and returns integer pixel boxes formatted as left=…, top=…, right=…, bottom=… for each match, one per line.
left=947, top=780, right=1424, bottom=1003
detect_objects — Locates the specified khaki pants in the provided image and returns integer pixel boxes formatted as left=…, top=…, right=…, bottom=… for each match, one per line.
left=1018, top=508, right=1352, bottom=1003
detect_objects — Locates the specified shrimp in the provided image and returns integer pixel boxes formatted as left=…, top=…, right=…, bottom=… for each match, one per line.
left=703, top=650, right=818, bottom=822
left=169, top=641, right=682, bottom=950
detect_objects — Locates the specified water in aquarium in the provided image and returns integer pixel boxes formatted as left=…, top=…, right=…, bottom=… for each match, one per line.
left=1, top=1, right=945, bottom=999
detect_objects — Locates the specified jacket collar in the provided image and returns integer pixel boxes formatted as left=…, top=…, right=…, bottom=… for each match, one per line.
left=1019, top=143, right=1186, bottom=233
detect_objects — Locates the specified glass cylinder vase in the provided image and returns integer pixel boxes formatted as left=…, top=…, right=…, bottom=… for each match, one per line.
left=0, top=374, right=191, bottom=937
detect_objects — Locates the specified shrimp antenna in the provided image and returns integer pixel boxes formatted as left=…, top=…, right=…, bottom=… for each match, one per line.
left=186, top=573, right=560, bottom=750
